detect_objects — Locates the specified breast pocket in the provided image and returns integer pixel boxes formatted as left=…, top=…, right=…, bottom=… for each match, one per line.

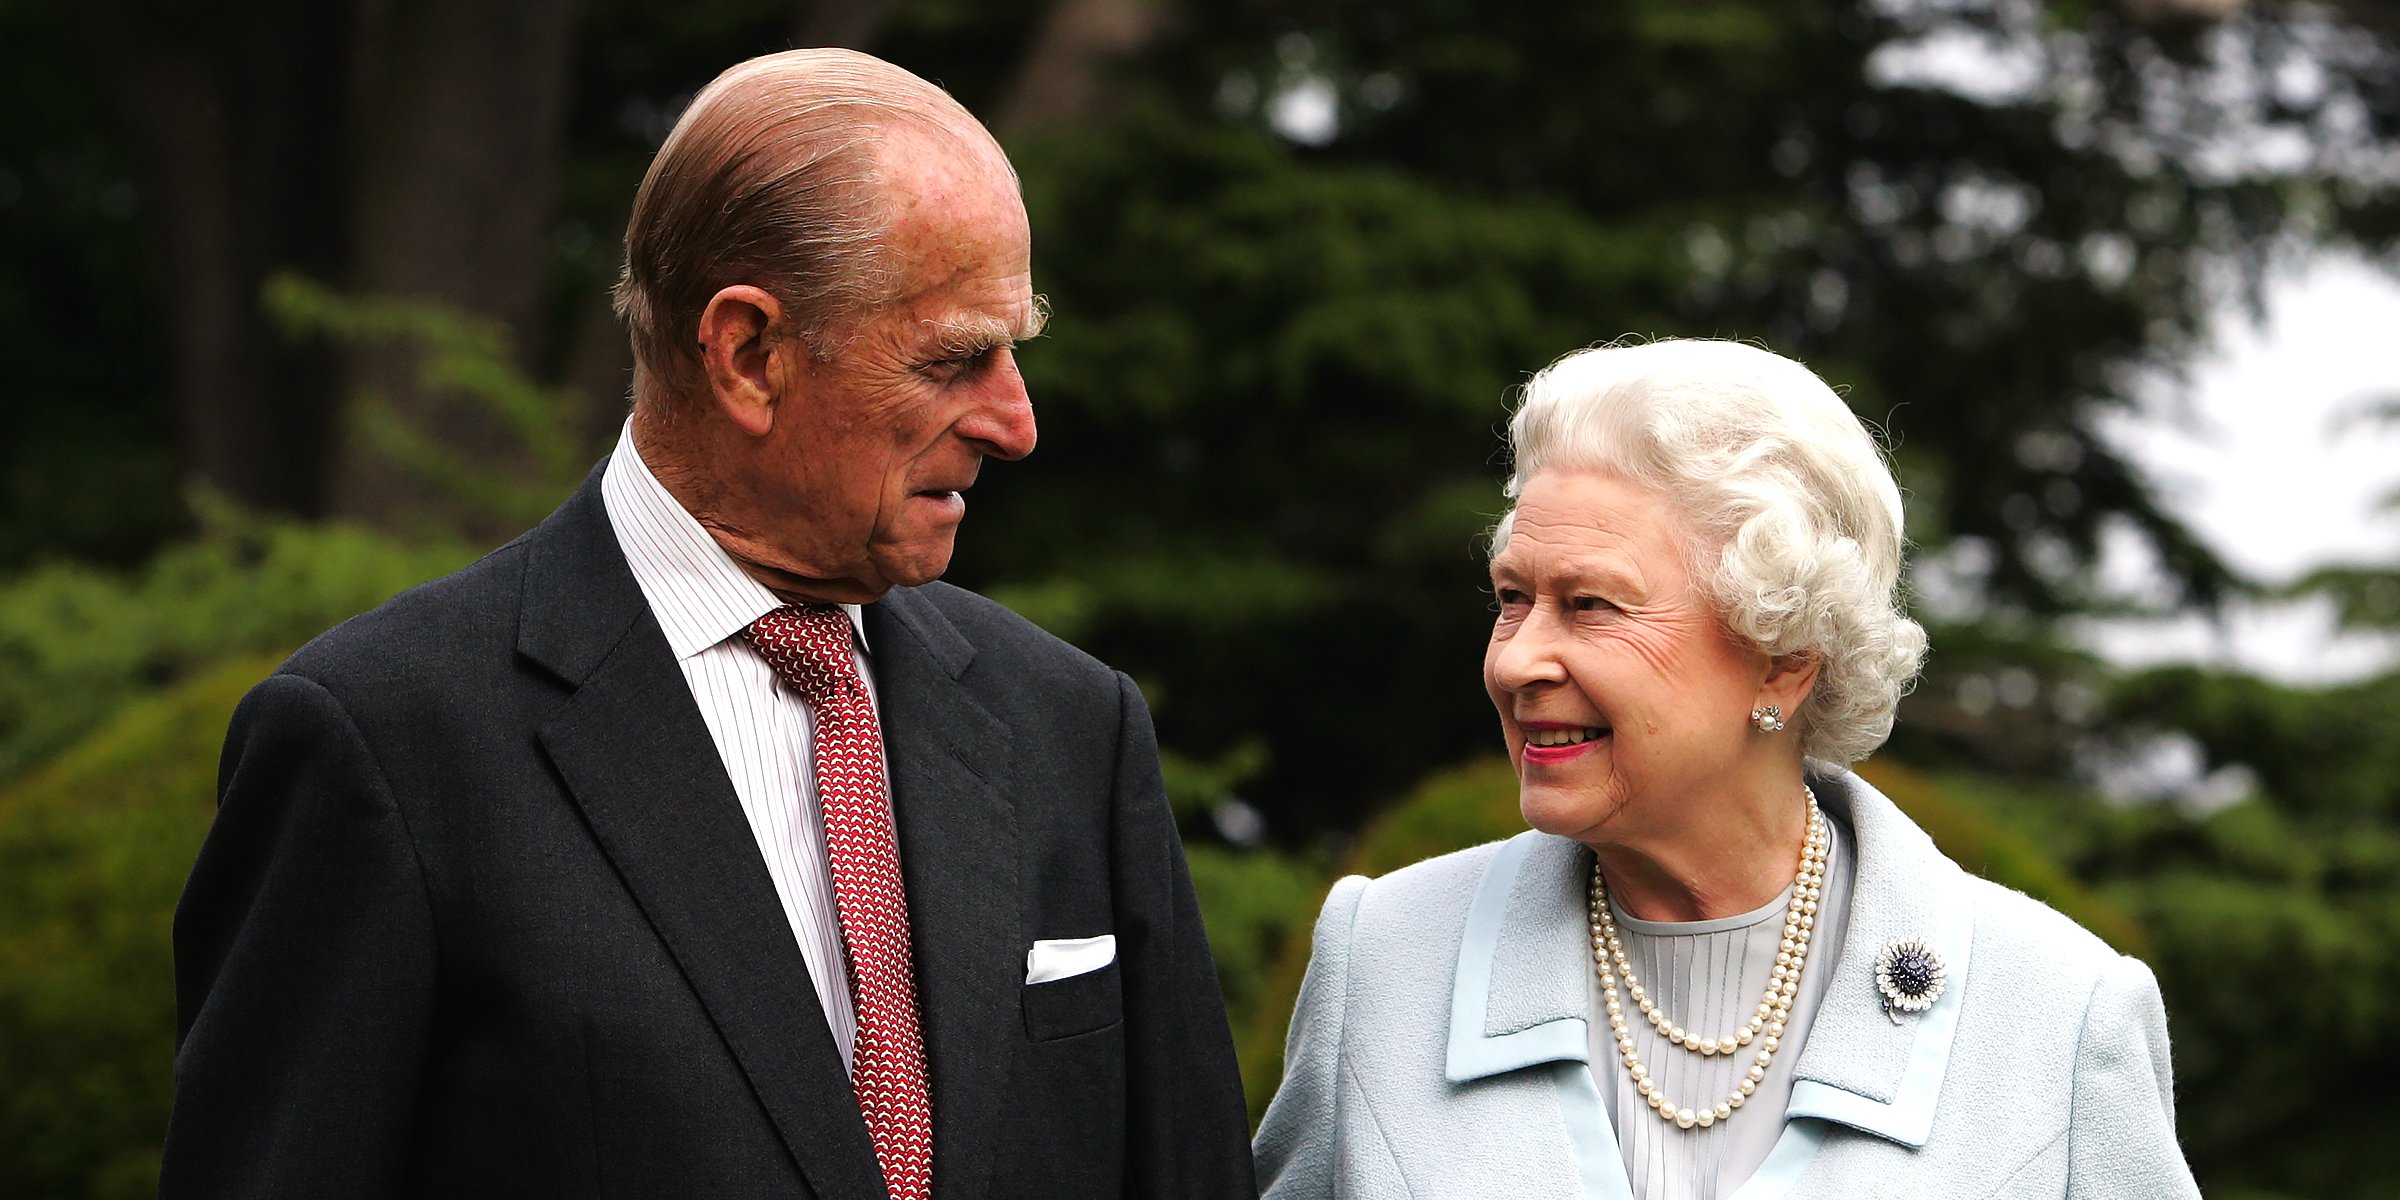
left=1021, top=960, right=1123, bottom=1041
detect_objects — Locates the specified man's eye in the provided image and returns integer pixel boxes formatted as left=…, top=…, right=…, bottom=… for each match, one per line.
left=924, top=349, right=994, bottom=380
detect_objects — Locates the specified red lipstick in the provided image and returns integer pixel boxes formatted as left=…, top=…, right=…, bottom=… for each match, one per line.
left=1518, top=719, right=1609, bottom=766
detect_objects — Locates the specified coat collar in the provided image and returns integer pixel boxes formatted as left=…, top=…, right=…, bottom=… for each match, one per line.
left=1443, top=766, right=1974, bottom=1150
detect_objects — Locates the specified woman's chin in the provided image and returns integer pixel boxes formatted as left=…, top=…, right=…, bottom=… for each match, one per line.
left=1517, top=783, right=1614, bottom=840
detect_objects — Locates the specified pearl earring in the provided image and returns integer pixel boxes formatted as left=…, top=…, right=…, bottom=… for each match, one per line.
left=1750, top=705, right=1784, bottom=733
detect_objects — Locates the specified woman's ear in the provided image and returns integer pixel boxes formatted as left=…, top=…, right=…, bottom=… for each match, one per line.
left=696, top=285, right=787, bottom=437
left=1758, top=652, right=1822, bottom=719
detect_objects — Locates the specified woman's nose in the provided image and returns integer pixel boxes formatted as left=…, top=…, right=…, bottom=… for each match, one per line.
left=1490, top=613, right=1566, bottom=692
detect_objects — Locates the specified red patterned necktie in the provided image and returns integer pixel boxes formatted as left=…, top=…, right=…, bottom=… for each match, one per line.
left=744, top=604, right=932, bottom=1200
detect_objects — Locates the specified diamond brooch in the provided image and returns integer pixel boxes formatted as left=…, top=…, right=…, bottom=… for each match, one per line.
left=1873, top=937, right=1946, bottom=1024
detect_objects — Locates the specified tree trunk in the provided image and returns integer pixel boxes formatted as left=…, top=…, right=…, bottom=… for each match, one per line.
left=992, top=0, right=1168, bottom=137
left=332, top=0, right=580, bottom=533
left=67, top=0, right=359, bottom=517
left=793, top=0, right=892, bottom=51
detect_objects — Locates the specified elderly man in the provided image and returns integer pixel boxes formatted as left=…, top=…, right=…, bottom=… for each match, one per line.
left=161, top=50, right=1256, bottom=1199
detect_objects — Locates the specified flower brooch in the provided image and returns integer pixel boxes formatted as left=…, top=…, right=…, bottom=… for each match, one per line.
left=1873, top=937, right=1946, bottom=1024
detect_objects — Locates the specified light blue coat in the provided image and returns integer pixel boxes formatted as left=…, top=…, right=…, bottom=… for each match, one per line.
left=1254, top=768, right=2200, bottom=1199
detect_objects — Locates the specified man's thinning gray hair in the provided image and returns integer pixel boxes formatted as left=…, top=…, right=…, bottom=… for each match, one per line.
left=1494, top=338, right=1929, bottom=765
left=613, top=49, right=992, bottom=410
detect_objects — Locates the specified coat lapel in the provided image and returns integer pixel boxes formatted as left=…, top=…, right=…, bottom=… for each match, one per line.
left=1783, top=768, right=1974, bottom=1150
left=522, top=469, right=886, bottom=1200
left=1442, top=770, right=1979, bottom=1200
left=1444, top=831, right=1591, bottom=1082
left=1444, top=832, right=1635, bottom=1200
left=864, top=588, right=1019, bottom=1200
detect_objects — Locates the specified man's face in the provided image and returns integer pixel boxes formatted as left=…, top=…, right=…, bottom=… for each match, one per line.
left=758, top=129, right=1042, bottom=599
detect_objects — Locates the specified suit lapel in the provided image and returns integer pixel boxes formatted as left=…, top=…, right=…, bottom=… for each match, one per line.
left=522, top=469, right=886, bottom=1200
left=864, top=589, right=1018, bottom=1200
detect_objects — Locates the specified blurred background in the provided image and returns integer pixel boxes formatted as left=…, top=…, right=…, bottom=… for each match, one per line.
left=2, top=0, right=2396, bottom=1195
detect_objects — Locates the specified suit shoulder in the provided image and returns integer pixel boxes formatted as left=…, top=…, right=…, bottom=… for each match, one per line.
left=275, top=537, right=532, bottom=691
left=910, top=580, right=1114, bottom=679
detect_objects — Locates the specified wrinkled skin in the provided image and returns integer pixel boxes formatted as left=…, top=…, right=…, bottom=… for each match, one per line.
left=1485, top=468, right=1818, bottom=919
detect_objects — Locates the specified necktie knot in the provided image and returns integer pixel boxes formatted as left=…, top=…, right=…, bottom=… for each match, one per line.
left=744, top=604, right=861, bottom=704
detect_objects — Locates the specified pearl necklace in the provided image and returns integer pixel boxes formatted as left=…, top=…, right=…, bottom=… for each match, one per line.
left=1587, top=788, right=1827, bottom=1131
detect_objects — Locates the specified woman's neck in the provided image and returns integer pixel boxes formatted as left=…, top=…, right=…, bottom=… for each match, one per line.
left=1590, top=773, right=1813, bottom=922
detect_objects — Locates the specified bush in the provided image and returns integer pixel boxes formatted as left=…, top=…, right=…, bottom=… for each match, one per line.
left=0, top=506, right=469, bottom=783
left=0, top=656, right=277, bottom=1199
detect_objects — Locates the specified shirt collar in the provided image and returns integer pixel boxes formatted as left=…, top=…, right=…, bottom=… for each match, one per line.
left=600, top=420, right=869, bottom=662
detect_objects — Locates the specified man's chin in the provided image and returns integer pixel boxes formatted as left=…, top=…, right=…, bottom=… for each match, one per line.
left=874, top=541, right=958, bottom=591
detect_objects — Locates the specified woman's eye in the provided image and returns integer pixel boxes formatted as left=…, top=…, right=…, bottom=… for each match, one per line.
left=1573, top=595, right=1617, bottom=613
left=1493, top=588, right=1530, bottom=612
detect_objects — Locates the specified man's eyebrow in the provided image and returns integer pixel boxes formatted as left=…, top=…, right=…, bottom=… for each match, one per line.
left=924, top=295, right=1051, bottom=357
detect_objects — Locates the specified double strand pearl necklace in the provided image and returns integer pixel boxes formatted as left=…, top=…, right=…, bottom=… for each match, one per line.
left=1587, top=788, right=1828, bottom=1131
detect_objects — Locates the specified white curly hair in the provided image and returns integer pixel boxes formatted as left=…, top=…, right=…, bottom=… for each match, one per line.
left=1494, top=338, right=1928, bottom=765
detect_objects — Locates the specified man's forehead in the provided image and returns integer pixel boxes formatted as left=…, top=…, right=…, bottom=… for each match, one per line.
left=875, top=119, right=1021, bottom=224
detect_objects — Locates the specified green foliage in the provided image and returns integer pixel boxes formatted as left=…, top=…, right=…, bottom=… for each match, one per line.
left=1340, top=758, right=1527, bottom=880
left=0, top=500, right=470, bottom=785
left=1854, top=760, right=2150, bottom=958
left=8, top=0, right=2400, bottom=1192
left=0, top=656, right=276, bottom=1199
left=2109, top=664, right=2400, bottom=825
left=264, top=273, right=592, bottom=536
left=2026, top=792, right=2400, bottom=1197
left=1185, top=842, right=1327, bottom=1120
left=959, top=116, right=1682, bottom=827
left=2289, top=562, right=2400, bottom=633
left=2077, top=663, right=2400, bottom=1196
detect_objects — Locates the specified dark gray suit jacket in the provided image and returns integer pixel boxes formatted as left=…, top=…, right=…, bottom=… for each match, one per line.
left=162, top=466, right=1257, bottom=1199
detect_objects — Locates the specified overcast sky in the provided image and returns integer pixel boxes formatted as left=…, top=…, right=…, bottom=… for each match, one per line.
left=2079, top=252, right=2400, bottom=683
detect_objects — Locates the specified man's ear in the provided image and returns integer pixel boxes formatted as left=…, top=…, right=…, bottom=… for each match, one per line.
left=696, top=285, right=788, bottom=437
left=1759, top=652, right=1822, bottom=718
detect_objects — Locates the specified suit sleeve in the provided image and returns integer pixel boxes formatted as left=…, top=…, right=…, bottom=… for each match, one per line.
left=2066, top=954, right=2200, bottom=1199
left=1252, top=874, right=1368, bottom=1200
left=161, top=672, right=438, bottom=1198
left=1105, top=671, right=1260, bottom=1199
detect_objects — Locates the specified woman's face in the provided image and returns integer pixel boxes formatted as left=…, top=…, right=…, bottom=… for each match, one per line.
left=1484, top=469, right=1776, bottom=847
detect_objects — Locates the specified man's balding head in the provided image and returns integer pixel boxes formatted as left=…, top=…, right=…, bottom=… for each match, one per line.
left=614, top=49, right=1042, bottom=606
left=613, top=49, right=1011, bottom=410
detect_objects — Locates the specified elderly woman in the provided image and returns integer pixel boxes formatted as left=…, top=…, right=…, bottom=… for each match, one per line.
left=1254, top=339, right=2198, bottom=1198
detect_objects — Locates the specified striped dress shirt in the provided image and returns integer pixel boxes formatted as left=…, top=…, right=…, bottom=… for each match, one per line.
left=600, top=421, right=882, bottom=1069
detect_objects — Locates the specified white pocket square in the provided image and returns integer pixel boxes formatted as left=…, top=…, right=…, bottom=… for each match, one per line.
left=1025, top=934, right=1116, bottom=984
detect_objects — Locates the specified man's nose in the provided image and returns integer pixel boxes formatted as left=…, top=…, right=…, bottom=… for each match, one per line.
left=960, top=359, right=1037, bottom=461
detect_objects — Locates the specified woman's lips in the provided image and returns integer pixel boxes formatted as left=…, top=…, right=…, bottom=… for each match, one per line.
left=1519, top=722, right=1609, bottom=765
left=1521, top=733, right=1607, bottom=765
